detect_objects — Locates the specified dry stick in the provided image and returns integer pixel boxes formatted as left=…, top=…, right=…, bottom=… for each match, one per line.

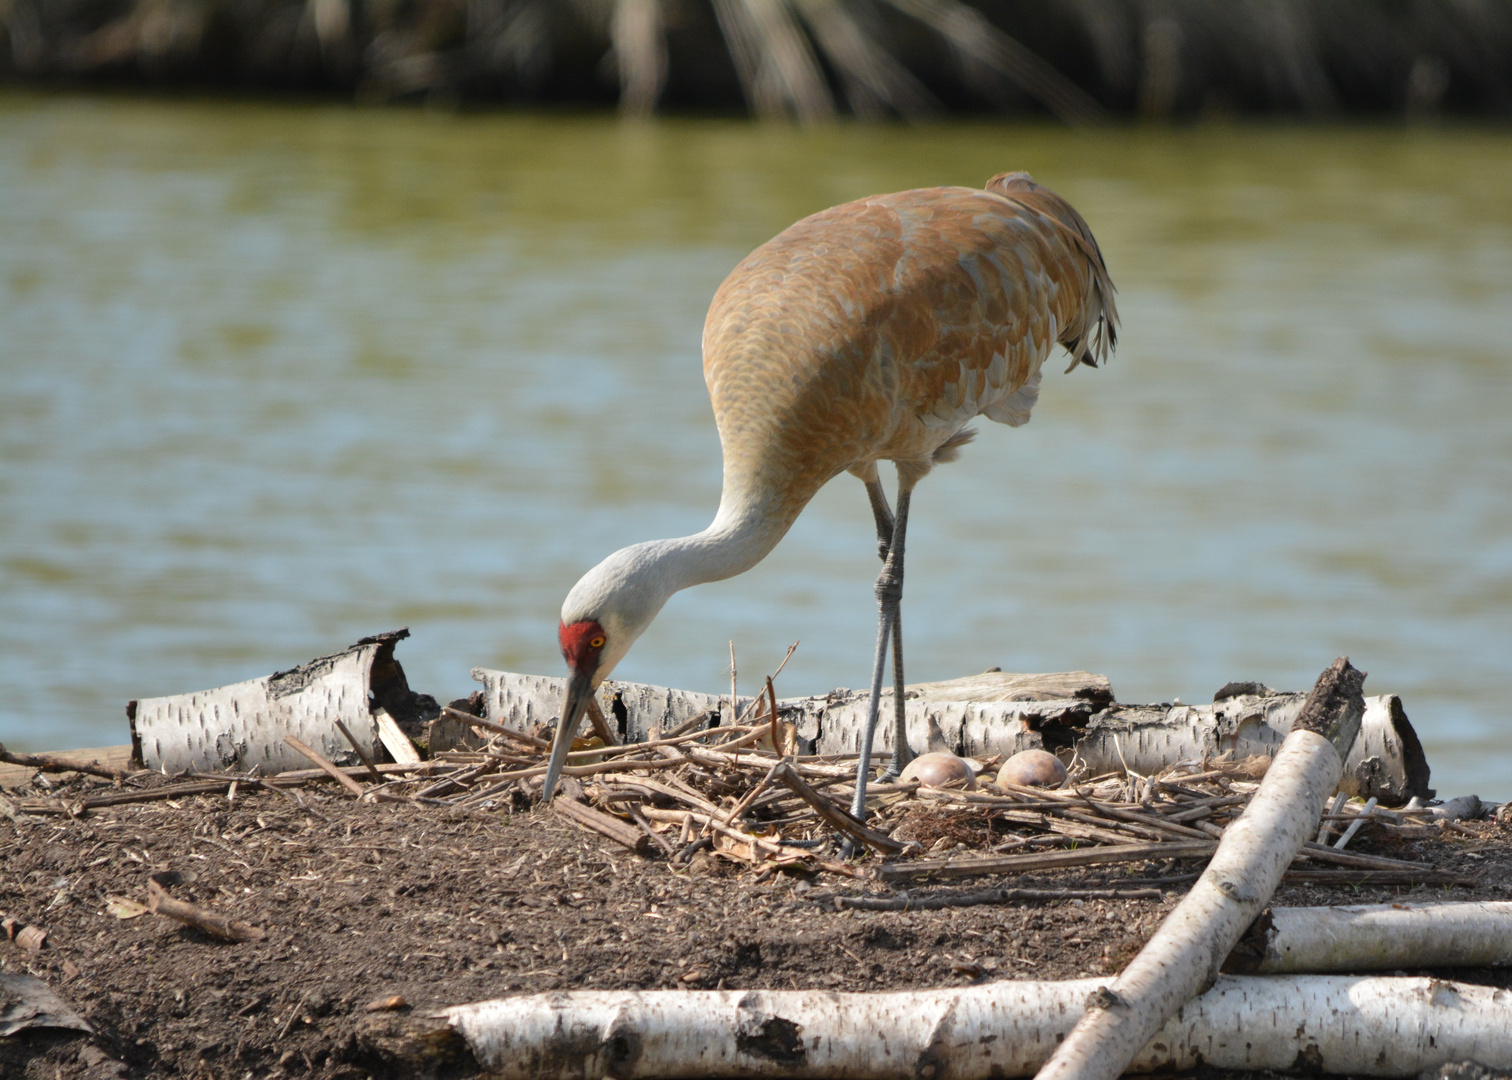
left=584, top=698, right=621, bottom=747
left=1034, top=657, right=1367, bottom=1080
left=554, top=798, right=651, bottom=854
left=81, top=779, right=259, bottom=808
left=1316, top=790, right=1349, bottom=844
left=640, top=806, right=865, bottom=879
left=417, top=763, right=493, bottom=800
left=0, top=743, right=127, bottom=780
left=1333, top=796, right=1378, bottom=849
left=1295, top=841, right=1430, bottom=872
left=333, top=720, right=383, bottom=783
left=147, top=880, right=266, bottom=942
left=625, top=802, right=677, bottom=859
left=443, top=709, right=552, bottom=751
left=601, top=775, right=724, bottom=818
left=767, top=676, right=780, bottom=751
left=282, top=736, right=367, bottom=799
left=720, top=758, right=784, bottom=826
left=836, top=886, right=1165, bottom=912
left=1281, top=868, right=1474, bottom=887
left=486, top=755, right=687, bottom=784
left=879, top=840, right=1217, bottom=882
left=775, top=764, right=909, bottom=856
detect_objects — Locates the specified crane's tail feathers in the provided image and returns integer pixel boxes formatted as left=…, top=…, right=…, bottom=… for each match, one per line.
left=985, top=171, right=1119, bottom=374
left=932, top=426, right=977, bottom=464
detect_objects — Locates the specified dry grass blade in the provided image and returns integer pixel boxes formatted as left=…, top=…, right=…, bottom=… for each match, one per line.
left=612, top=0, right=667, bottom=117
left=791, top=0, right=938, bottom=119
left=714, top=0, right=836, bottom=120
left=884, top=0, right=1107, bottom=125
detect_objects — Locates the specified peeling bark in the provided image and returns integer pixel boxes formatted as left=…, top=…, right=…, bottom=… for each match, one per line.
left=425, top=975, right=1512, bottom=1079
left=1033, top=658, right=1367, bottom=1080
left=131, top=630, right=436, bottom=775
left=470, top=667, right=1429, bottom=803
left=1225, top=901, right=1512, bottom=974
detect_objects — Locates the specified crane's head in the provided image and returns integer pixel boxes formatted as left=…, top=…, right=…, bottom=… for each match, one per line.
left=542, top=542, right=679, bottom=800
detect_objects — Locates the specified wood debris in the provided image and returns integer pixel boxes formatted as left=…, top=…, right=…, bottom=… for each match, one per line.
left=146, top=880, right=267, bottom=942
left=3, top=689, right=1475, bottom=898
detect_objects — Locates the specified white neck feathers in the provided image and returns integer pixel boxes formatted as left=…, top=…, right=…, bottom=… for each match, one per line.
left=561, top=495, right=788, bottom=682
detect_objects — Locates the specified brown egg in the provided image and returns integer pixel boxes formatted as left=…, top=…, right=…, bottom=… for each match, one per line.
left=899, top=751, right=978, bottom=790
left=996, top=749, right=1068, bottom=790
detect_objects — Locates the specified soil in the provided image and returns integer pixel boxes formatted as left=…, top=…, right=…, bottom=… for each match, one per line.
left=3, top=772, right=1510, bottom=1080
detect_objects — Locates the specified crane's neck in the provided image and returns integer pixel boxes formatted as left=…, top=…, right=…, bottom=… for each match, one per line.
left=632, top=492, right=791, bottom=596
left=563, top=488, right=796, bottom=684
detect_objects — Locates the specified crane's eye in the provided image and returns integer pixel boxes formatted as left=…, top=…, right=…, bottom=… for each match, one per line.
left=590, top=635, right=606, bottom=649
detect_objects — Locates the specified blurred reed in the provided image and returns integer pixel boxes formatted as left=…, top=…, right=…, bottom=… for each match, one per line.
left=2, top=0, right=1509, bottom=119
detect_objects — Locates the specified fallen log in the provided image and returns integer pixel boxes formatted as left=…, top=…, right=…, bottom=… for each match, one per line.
left=471, top=667, right=1104, bottom=761
left=1033, top=657, right=1366, bottom=1080
left=397, top=975, right=1512, bottom=1079
left=469, top=667, right=1428, bottom=803
left=1073, top=690, right=1429, bottom=804
left=130, top=629, right=437, bottom=775
left=1225, top=900, right=1512, bottom=973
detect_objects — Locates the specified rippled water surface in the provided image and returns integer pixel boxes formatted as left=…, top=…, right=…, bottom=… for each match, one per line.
left=3, top=95, right=1510, bottom=796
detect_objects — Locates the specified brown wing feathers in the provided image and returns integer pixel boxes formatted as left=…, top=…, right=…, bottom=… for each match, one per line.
left=985, top=171, right=1119, bottom=370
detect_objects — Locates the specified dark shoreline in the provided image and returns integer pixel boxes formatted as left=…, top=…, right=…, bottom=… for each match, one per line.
left=4, top=0, right=1511, bottom=121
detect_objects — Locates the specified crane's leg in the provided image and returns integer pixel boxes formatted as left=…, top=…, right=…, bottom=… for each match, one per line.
left=849, top=485, right=913, bottom=827
left=864, top=478, right=914, bottom=782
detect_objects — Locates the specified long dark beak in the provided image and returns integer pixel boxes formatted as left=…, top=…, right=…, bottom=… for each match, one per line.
left=542, top=668, right=594, bottom=801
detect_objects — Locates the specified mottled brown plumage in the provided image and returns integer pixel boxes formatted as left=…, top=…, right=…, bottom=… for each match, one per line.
left=544, top=172, right=1117, bottom=808
left=703, top=171, right=1116, bottom=537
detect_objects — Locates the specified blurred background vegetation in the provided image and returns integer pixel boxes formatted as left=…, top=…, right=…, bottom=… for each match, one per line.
left=2, top=0, right=1510, bottom=120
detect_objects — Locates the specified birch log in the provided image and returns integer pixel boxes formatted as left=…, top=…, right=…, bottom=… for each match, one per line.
left=1074, top=690, right=1429, bottom=804
left=1225, top=901, right=1512, bottom=973
left=416, top=975, right=1512, bottom=1079
left=1032, top=657, right=1367, bottom=1080
left=468, top=667, right=1428, bottom=803
left=469, top=667, right=1104, bottom=759
left=129, top=629, right=436, bottom=774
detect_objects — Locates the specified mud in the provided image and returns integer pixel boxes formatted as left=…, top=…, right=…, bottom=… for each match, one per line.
left=2, top=772, right=1509, bottom=1079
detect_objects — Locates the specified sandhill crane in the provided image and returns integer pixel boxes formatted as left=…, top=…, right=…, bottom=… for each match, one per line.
left=544, top=171, right=1118, bottom=831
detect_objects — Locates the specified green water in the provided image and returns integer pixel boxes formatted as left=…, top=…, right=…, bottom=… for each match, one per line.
left=3, top=95, right=1510, bottom=797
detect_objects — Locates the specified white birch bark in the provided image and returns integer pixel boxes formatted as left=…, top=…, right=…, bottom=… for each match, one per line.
left=437, top=975, right=1512, bottom=1079
left=1246, top=901, right=1512, bottom=973
left=470, top=670, right=1106, bottom=761
left=129, top=631, right=426, bottom=774
left=1075, top=692, right=1427, bottom=804
left=1032, top=658, right=1366, bottom=1080
left=468, top=668, right=1429, bottom=803
left=132, top=639, right=385, bottom=774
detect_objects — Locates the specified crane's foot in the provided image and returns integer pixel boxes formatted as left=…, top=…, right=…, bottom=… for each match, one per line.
left=838, top=836, right=859, bottom=860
